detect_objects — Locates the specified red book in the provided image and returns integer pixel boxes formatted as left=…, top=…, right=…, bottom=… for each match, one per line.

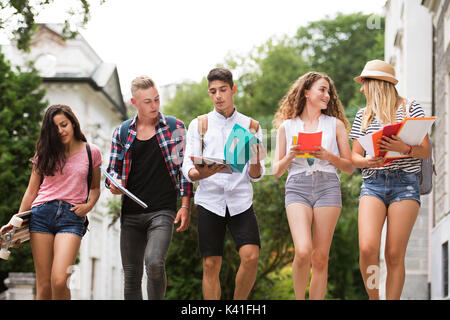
left=296, top=131, right=322, bottom=151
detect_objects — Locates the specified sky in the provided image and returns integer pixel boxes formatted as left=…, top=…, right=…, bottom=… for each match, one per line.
left=32, top=0, right=386, bottom=102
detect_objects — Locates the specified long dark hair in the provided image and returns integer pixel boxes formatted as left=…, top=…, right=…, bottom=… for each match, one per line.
left=34, top=104, right=87, bottom=176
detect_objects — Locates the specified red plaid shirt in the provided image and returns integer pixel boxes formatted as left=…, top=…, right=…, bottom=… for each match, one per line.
left=105, top=113, right=193, bottom=199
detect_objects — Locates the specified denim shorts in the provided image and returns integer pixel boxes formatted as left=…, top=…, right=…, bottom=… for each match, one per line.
left=285, top=171, right=342, bottom=208
left=360, top=170, right=421, bottom=207
left=30, top=200, right=86, bottom=238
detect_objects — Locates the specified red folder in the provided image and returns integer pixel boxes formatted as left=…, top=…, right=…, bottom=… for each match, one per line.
left=382, top=122, right=403, bottom=137
left=373, top=122, right=403, bottom=157
left=357, top=117, right=436, bottom=167
left=296, top=132, right=322, bottom=151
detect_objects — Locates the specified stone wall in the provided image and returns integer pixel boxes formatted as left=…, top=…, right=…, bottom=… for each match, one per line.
left=1, top=273, right=36, bottom=300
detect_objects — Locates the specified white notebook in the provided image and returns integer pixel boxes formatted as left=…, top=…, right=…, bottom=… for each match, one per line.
left=100, top=167, right=148, bottom=209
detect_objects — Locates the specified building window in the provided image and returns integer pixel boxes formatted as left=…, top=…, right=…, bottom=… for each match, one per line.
left=443, top=242, right=449, bottom=298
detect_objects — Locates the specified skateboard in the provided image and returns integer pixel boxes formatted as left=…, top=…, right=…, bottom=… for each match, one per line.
left=0, top=211, right=31, bottom=260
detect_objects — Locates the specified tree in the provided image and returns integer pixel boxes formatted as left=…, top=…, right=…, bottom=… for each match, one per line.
left=249, top=168, right=294, bottom=299
left=165, top=207, right=203, bottom=300
left=0, top=51, right=47, bottom=292
left=295, top=12, right=385, bottom=108
left=227, top=37, right=309, bottom=122
left=0, top=0, right=105, bottom=51
left=227, top=13, right=384, bottom=120
left=327, top=171, right=366, bottom=299
left=162, top=78, right=213, bottom=126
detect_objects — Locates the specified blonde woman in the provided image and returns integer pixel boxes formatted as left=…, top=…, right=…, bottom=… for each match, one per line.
left=349, top=60, right=431, bottom=300
left=272, top=72, right=354, bottom=300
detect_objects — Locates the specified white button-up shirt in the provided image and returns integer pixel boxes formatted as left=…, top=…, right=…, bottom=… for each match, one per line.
left=182, top=108, right=265, bottom=217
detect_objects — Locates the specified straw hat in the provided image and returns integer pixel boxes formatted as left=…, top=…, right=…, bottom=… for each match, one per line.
left=354, top=60, right=398, bottom=85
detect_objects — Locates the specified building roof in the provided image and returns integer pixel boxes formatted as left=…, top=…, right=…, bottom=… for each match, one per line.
left=37, top=24, right=127, bottom=119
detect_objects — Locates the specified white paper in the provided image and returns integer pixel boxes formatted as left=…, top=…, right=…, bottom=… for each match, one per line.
left=100, top=167, right=148, bottom=209
left=357, top=133, right=376, bottom=157
left=385, top=118, right=436, bottom=158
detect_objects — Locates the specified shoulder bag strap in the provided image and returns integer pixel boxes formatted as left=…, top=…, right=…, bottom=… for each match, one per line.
left=118, top=119, right=132, bottom=161
left=85, top=143, right=93, bottom=203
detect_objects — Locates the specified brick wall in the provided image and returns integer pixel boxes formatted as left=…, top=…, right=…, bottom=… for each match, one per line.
left=433, top=0, right=450, bottom=226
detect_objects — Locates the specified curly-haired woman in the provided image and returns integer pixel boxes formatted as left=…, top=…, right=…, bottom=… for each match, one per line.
left=272, top=72, right=354, bottom=299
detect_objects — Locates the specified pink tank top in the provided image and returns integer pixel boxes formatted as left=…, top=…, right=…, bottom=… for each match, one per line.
left=32, top=143, right=102, bottom=207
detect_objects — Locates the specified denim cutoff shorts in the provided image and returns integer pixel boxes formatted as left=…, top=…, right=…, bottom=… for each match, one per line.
left=30, top=200, right=86, bottom=238
left=285, top=171, right=342, bottom=208
left=360, top=170, right=421, bottom=207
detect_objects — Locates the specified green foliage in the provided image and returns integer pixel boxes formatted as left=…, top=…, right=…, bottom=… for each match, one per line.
left=0, top=51, right=47, bottom=291
left=295, top=12, right=385, bottom=108
left=162, top=78, right=212, bottom=126
left=0, top=0, right=105, bottom=52
left=249, top=169, right=293, bottom=299
left=106, top=196, right=121, bottom=228
left=252, top=264, right=296, bottom=300
left=327, top=171, right=366, bottom=299
left=231, top=37, right=309, bottom=119
left=224, top=12, right=384, bottom=123
left=166, top=206, right=203, bottom=300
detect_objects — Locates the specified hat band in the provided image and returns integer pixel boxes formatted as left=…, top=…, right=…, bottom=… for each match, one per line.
left=360, top=70, right=396, bottom=79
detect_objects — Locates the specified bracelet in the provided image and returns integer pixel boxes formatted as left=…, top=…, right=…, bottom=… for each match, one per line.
left=181, top=205, right=190, bottom=210
left=406, top=144, right=413, bottom=156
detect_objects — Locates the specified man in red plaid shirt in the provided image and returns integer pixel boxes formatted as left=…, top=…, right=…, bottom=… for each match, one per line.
left=105, top=75, right=192, bottom=300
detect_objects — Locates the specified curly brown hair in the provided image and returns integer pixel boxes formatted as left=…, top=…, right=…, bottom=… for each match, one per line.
left=273, top=72, right=350, bottom=131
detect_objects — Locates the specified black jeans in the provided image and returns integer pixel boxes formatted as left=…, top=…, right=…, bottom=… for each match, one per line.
left=120, top=210, right=175, bottom=300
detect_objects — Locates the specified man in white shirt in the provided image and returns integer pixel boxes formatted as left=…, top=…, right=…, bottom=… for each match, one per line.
left=182, top=67, right=266, bottom=300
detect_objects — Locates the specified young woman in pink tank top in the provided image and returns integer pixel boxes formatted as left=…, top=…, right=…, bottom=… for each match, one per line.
left=17, top=104, right=102, bottom=300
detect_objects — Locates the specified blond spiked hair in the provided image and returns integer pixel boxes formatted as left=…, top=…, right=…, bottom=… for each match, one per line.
left=131, top=75, right=156, bottom=97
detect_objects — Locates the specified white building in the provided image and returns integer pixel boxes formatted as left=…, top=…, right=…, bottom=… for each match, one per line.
left=384, top=0, right=450, bottom=299
left=2, top=24, right=128, bottom=299
left=421, top=0, right=450, bottom=300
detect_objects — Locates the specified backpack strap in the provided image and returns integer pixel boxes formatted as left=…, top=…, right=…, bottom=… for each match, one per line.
left=118, top=116, right=178, bottom=160
left=119, top=119, right=132, bottom=146
left=165, top=115, right=178, bottom=134
left=118, top=119, right=132, bottom=161
left=85, top=143, right=93, bottom=203
left=197, top=115, right=208, bottom=155
left=196, top=114, right=259, bottom=154
left=83, top=142, right=93, bottom=233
